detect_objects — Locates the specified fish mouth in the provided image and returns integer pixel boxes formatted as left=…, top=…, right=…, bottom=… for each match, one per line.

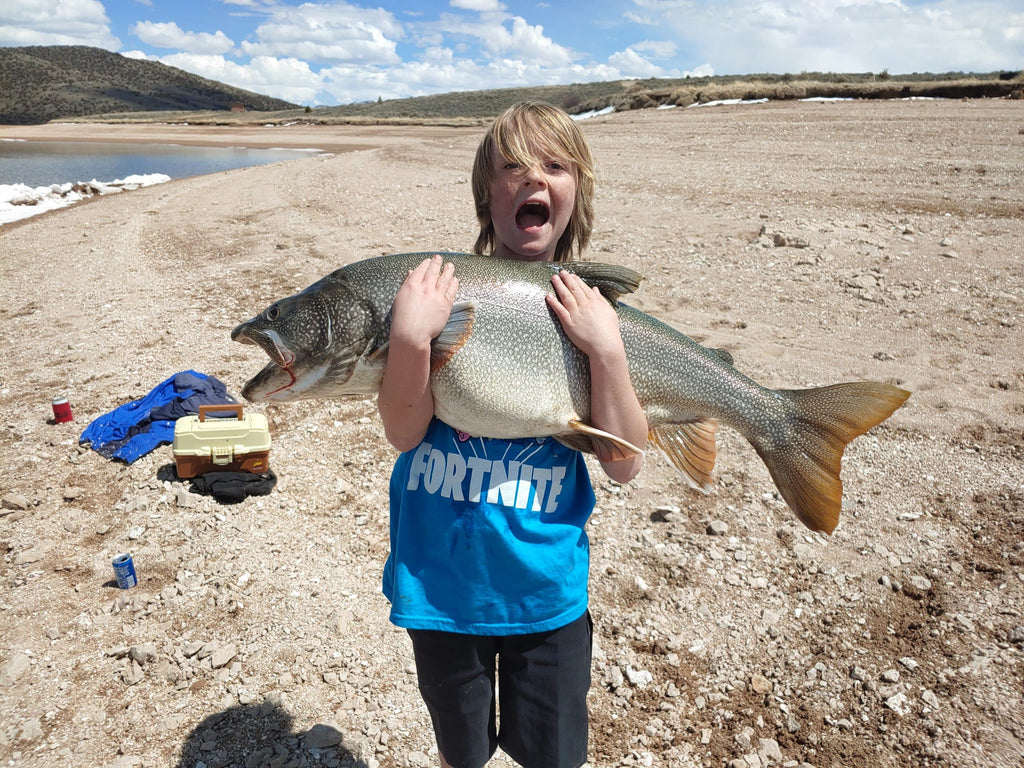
left=516, top=200, right=550, bottom=230
left=231, top=324, right=296, bottom=369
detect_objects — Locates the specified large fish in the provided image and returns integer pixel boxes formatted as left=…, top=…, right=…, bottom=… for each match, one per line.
left=232, top=252, right=909, bottom=534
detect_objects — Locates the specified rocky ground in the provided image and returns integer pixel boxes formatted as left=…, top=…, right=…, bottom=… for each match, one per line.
left=1, top=99, right=1022, bottom=768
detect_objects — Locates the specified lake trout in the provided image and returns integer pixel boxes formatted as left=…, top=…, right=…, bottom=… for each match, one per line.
left=231, top=252, right=909, bottom=534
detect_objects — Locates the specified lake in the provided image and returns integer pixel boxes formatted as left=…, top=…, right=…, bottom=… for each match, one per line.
left=0, top=140, right=320, bottom=187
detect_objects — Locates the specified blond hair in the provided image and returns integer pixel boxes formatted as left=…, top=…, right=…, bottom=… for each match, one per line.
left=471, top=102, right=595, bottom=262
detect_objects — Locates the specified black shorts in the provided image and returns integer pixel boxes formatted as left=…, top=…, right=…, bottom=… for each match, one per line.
left=407, top=611, right=592, bottom=768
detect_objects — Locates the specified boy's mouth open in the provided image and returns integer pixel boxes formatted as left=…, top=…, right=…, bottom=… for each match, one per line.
left=516, top=201, right=550, bottom=230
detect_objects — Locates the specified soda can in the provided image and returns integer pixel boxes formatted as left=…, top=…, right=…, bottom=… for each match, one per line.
left=52, top=396, right=73, bottom=424
left=112, top=553, right=137, bottom=589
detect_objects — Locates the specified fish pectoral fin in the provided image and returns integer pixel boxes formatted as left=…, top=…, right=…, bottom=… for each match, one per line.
left=649, top=420, right=720, bottom=489
left=430, top=301, right=476, bottom=375
left=563, top=263, right=643, bottom=303
left=555, top=420, right=645, bottom=463
left=366, top=339, right=389, bottom=362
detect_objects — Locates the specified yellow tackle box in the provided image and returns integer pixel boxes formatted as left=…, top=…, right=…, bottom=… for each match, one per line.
left=172, top=404, right=271, bottom=478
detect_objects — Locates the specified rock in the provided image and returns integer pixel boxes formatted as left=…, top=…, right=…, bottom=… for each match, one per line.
left=123, top=660, right=145, bottom=686
left=707, top=520, right=729, bottom=536
left=759, top=738, right=783, bottom=762
left=625, top=665, right=654, bottom=687
left=14, top=541, right=54, bottom=565
left=303, top=722, right=343, bottom=749
left=881, top=669, right=900, bottom=683
left=884, top=692, right=912, bottom=716
left=773, top=232, right=811, bottom=248
left=210, top=645, right=237, bottom=669
left=1, top=493, right=29, bottom=511
left=903, top=575, right=933, bottom=599
left=750, top=674, right=773, bottom=694
left=14, top=718, right=43, bottom=743
left=2, top=652, right=32, bottom=685
left=1008, top=625, right=1024, bottom=644
left=129, top=644, right=157, bottom=665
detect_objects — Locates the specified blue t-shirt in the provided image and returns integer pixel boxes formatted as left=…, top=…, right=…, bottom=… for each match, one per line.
left=383, top=419, right=596, bottom=635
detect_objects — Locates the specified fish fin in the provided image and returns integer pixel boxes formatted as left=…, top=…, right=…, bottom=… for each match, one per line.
left=710, top=347, right=734, bottom=366
left=555, top=420, right=645, bottom=462
left=430, top=301, right=476, bottom=375
left=649, top=420, right=720, bottom=489
left=562, top=262, right=644, bottom=303
left=366, top=339, right=389, bottom=362
left=757, top=383, right=911, bottom=535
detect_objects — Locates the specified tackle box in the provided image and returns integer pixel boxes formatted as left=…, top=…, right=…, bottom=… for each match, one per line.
left=172, top=404, right=271, bottom=478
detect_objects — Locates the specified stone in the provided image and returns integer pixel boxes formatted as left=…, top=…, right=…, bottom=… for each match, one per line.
left=2, top=653, right=32, bottom=685
left=884, top=692, right=912, bottom=716
left=303, top=723, right=343, bottom=749
left=210, top=645, right=237, bottom=669
left=707, top=520, right=729, bottom=536
left=750, top=674, right=773, bottom=694
left=129, top=644, right=157, bottom=665
left=759, top=738, right=784, bottom=762
left=1, top=493, right=29, bottom=511
left=14, top=719, right=43, bottom=743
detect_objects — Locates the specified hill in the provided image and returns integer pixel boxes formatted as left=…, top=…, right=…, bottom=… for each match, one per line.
left=305, top=70, right=1023, bottom=121
left=0, top=46, right=298, bottom=125
left=58, top=70, right=1023, bottom=129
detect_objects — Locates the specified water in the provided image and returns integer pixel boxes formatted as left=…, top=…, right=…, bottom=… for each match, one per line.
left=0, top=140, right=319, bottom=187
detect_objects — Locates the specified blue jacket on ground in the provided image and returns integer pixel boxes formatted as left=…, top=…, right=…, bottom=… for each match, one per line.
left=79, top=370, right=235, bottom=463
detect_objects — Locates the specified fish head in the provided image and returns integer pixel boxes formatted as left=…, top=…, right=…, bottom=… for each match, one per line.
left=231, top=274, right=385, bottom=401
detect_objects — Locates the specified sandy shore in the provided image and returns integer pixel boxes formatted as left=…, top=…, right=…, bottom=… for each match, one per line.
left=0, top=121, right=484, bottom=154
left=1, top=100, right=1022, bottom=768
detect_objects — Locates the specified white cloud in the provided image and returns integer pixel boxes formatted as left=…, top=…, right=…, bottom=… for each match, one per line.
left=450, top=0, right=505, bottom=11
left=608, top=47, right=668, bottom=78
left=432, top=13, right=576, bottom=67
left=238, top=2, right=403, bottom=65
left=628, top=0, right=1024, bottom=74
left=0, top=0, right=119, bottom=48
left=159, top=53, right=322, bottom=104
left=131, top=21, right=235, bottom=55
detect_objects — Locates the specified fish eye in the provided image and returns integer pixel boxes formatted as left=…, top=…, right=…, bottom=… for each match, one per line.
left=266, top=305, right=280, bottom=321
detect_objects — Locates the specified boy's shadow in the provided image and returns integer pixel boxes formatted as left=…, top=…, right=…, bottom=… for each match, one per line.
left=175, top=701, right=369, bottom=768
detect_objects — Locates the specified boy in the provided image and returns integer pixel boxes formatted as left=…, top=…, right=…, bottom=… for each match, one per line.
left=377, top=102, right=648, bottom=768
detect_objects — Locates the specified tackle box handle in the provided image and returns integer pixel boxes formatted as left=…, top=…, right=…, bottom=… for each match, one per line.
left=198, top=404, right=244, bottom=421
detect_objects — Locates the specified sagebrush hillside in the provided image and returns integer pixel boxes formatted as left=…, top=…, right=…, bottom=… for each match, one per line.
left=0, top=46, right=298, bottom=124
left=1, top=44, right=1020, bottom=126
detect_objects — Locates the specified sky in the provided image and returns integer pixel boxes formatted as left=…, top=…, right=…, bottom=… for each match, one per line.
left=1, top=0, right=1022, bottom=106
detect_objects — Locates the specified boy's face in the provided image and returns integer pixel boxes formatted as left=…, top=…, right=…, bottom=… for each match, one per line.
left=487, top=141, right=578, bottom=262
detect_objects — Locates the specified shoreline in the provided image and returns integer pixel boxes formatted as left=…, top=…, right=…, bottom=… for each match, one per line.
left=0, top=121, right=482, bottom=154
left=0, top=121, right=484, bottom=227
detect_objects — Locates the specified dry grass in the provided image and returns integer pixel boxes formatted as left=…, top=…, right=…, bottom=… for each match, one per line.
left=49, top=73, right=1024, bottom=126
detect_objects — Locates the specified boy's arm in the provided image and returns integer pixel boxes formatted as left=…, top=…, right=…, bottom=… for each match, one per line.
left=377, top=256, right=459, bottom=452
left=547, top=271, right=647, bottom=484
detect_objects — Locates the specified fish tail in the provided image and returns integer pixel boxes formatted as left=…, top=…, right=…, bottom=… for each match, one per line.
left=755, top=383, right=910, bottom=534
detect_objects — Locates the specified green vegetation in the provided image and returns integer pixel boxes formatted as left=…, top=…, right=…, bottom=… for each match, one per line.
left=0, top=46, right=298, bottom=125
left=1, top=45, right=1020, bottom=126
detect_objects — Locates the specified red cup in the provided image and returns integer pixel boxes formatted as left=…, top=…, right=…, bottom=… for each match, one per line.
left=52, top=397, right=73, bottom=424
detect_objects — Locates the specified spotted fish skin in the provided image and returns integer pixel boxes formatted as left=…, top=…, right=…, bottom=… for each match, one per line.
left=232, top=252, right=910, bottom=534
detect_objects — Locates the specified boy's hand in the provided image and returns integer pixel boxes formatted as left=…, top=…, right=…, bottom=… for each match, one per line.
left=546, top=270, right=623, bottom=358
left=391, top=255, right=459, bottom=346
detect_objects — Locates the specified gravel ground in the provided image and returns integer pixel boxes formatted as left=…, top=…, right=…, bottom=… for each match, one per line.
left=1, top=98, right=1022, bottom=768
